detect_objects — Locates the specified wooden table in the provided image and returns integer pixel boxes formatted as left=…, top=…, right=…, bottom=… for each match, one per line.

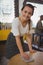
left=8, top=51, right=43, bottom=65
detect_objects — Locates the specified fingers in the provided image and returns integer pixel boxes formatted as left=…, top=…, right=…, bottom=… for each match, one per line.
left=30, top=49, right=37, bottom=53
left=21, top=52, right=30, bottom=60
left=24, top=53, right=30, bottom=60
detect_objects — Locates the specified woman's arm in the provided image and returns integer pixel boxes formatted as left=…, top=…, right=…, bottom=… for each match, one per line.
left=15, top=36, right=24, bottom=54
left=26, top=34, right=35, bottom=53
left=26, top=34, right=32, bottom=51
left=15, top=35, right=29, bottom=59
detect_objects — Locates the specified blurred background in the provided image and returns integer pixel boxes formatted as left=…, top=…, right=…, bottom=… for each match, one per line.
left=0, top=0, right=43, bottom=64
left=0, top=0, right=43, bottom=29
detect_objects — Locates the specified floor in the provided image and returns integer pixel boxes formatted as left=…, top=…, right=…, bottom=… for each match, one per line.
left=0, top=41, right=6, bottom=65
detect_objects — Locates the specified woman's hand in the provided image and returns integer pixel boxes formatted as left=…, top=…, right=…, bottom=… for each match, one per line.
left=30, top=49, right=36, bottom=53
left=21, top=52, right=30, bottom=60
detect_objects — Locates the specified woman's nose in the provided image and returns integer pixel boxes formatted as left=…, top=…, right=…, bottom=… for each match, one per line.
left=25, top=13, right=29, bottom=17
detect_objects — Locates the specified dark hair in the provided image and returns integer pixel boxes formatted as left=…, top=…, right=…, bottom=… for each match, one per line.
left=40, top=15, right=43, bottom=18
left=21, top=4, right=34, bottom=15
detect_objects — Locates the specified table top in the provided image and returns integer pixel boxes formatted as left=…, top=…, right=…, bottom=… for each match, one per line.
left=8, top=51, right=43, bottom=65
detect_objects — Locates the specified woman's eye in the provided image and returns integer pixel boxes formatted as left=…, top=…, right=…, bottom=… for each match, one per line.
left=24, top=10, right=32, bottom=16
left=24, top=11, right=27, bottom=13
left=28, top=12, right=32, bottom=15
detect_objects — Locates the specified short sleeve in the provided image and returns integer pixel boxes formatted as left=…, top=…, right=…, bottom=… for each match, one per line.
left=11, top=18, right=20, bottom=36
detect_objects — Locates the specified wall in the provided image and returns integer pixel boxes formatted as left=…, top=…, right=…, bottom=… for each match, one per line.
left=0, top=0, right=14, bottom=23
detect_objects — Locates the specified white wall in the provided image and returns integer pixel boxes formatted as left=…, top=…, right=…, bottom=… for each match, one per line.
left=19, top=0, right=24, bottom=14
left=0, top=0, right=24, bottom=23
left=0, top=0, right=14, bottom=23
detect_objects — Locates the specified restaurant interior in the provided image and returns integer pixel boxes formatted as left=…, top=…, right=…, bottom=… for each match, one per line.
left=0, top=0, right=43, bottom=65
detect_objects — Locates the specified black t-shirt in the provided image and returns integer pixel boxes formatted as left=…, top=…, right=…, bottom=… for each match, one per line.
left=35, top=21, right=43, bottom=33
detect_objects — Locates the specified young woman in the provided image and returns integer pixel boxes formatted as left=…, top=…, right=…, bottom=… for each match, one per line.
left=5, top=4, right=35, bottom=60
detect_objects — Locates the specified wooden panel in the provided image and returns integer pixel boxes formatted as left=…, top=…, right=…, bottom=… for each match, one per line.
left=23, top=0, right=43, bottom=4
left=14, top=0, right=19, bottom=17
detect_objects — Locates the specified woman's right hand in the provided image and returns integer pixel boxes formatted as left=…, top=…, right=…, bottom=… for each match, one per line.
left=20, top=52, right=30, bottom=60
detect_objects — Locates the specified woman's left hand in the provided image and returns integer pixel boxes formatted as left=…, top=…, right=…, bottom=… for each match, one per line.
left=30, top=49, right=36, bottom=53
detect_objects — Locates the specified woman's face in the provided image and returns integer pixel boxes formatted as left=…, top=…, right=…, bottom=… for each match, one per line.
left=21, top=6, right=33, bottom=21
